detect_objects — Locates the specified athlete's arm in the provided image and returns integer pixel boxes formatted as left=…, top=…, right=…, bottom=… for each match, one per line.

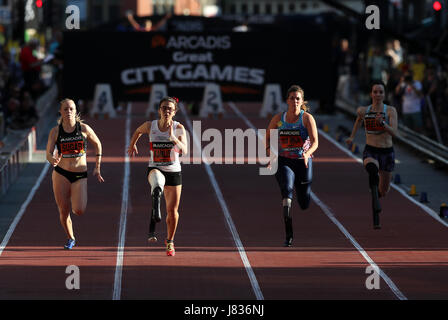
left=382, top=106, right=398, bottom=137
left=265, top=113, right=282, bottom=157
left=346, top=107, right=364, bottom=145
left=128, top=121, right=150, bottom=157
left=83, top=124, right=104, bottom=183
left=303, top=113, right=319, bottom=168
left=46, top=126, right=61, bottom=167
left=170, top=123, right=188, bottom=155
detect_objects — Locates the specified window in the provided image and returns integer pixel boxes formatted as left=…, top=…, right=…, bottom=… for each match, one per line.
left=265, top=3, right=272, bottom=14
left=277, top=3, right=283, bottom=14
left=289, top=3, right=295, bottom=13
left=230, top=4, right=236, bottom=14
left=254, top=3, right=260, bottom=14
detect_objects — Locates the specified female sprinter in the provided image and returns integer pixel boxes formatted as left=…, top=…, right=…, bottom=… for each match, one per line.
left=266, top=85, right=319, bottom=247
left=346, top=81, right=398, bottom=229
left=46, top=99, right=104, bottom=249
left=127, top=96, right=187, bottom=256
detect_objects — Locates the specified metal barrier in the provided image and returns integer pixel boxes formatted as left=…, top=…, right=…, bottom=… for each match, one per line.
left=0, top=128, right=36, bottom=196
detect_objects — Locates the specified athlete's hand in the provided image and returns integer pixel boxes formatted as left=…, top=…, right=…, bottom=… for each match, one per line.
left=169, top=124, right=176, bottom=141
left=303, top=153, right=310, bottom=168
left=49, top=153, right=62, bottom=167
left=375, top=113, right=385, bottom=126
left=127, top=144, right=138, bottom=157
left=345, top=137, right=354, bottom=147
left=93, top=167, right=105, bottom=183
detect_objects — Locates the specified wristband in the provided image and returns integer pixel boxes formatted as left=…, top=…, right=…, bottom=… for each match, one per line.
left=96, top=154, right=102, bottom=156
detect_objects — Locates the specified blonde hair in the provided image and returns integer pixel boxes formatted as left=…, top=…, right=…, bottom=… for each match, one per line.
left=57, top=98, right=83, bottom=125
left=286, top=85, right=310, bottom=112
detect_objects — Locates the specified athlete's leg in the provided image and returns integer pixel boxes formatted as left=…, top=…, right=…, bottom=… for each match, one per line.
left=379, top=171, right=392, bottom=197
left=282, top=198, right=293, bottom=247
left=52, top=170, right=75, bottom=240
left=364, top=157, right=381, bottom=228
left=275, top=157, right=295, bottom=246
left=71, top=178, right=88, bottom=216
left=163, top=185, right=181, bottom=256
left=378, top=148, right=395, bottom=198
left=148, top=169, right=165, bottom=223
left=295, top=158, right=313, bottom=210
left=163, top=185, right=181, bottom=241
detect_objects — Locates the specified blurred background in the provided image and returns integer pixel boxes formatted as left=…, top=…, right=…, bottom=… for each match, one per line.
left=0, top=0, right=447, bottom=145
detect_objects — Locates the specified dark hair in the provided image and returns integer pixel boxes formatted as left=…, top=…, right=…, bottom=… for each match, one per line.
left=286, top=85, right=310, bottom=112
left=370, top=81, right=386, bottom=92
left=158, top=96, right=179, bottom=111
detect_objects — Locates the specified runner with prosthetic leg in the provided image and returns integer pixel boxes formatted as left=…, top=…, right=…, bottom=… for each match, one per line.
left=128, top=96, right=187, bottom=256
left=346, top=81, right=398, bottom=229
left=266, top=85, right=319, bottom=247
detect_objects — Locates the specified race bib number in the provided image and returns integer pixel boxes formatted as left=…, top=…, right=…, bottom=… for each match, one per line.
left=60, top=141, right=85, bottom=157
left=365, top=113, right=385, bottom=132
left=279, top=129, right=304, bottom=151
left=150, top=142, right=175, bottom=165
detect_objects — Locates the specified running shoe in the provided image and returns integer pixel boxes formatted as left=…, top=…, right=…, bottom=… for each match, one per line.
left=148, top=232, right=157, bottom=242
left=64, top=238, right=76, bottom=250
left=166, top=240, right=175, bottom=256
left=284, top=237, right=293, bottom=247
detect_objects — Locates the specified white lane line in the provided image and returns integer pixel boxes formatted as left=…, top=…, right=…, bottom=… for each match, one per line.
left=179, top=103, right=264, bottom=301
left=228, top=101, right=407, bottom=300
left=0, top=162, right=50, bottom=257
left=318, top=129, right=448, bottom=228
left=311, top=192, right=407, bottom=300
left=113, top=102, right=132, bottom=300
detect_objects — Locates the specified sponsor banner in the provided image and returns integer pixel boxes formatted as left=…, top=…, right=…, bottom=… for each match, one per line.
left=63, top=31, right=332, bottom=102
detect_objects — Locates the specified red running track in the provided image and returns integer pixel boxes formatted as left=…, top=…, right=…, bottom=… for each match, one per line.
left=0, top=101, right=447, bottom=300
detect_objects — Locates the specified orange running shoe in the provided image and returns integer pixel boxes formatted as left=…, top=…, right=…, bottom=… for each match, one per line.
left=166, top=240, right=175, bottom=256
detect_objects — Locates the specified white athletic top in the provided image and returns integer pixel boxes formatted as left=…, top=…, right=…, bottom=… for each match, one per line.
left=148, top=120, right=181, bottom=172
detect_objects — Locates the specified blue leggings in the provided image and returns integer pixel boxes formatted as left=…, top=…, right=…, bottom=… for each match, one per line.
left=275, top=156, right=313, bottom=210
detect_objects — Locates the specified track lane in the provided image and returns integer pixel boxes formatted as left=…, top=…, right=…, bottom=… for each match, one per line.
left=231, top=102, right=448, bottom=300
left=119, top=102, right=256, bottom=299
left=0, top=116, right=126, bottom=299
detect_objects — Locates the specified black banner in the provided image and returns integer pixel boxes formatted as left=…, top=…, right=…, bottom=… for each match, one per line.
left=63, top=31, right=332, bottom=102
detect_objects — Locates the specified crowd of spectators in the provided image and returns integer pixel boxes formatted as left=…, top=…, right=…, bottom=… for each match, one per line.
left=336, top=37, right=448, bottom=145
left=0, top=33, right=61, bottom=140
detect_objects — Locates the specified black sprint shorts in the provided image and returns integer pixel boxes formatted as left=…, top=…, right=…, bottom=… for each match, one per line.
left=362, top=144, right=395, bottom=172
left=146, top=167, right=182, bottom=186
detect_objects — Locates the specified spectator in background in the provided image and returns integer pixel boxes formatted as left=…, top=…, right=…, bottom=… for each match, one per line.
left=421, top=67, right=440, bottom=135
left=411, top=54, right=426, bottom=83
left=7, top=89, right=38, bottom=130
left=3, top=83, right=21, bottom=124
left=19, top=39, right=43, bottom=98
left=386, top=40, right=403, bottom=68
left=335, top=39, right=354, bottom=102
left=368, top=46, right=390, bottom=85
left=126, top=12, right=171, bottom=32
left=48, top=31, right=62, bottom=55
left=1, top=49, right=22, bottom=86
left=395, top=71, right=424, bottom=132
